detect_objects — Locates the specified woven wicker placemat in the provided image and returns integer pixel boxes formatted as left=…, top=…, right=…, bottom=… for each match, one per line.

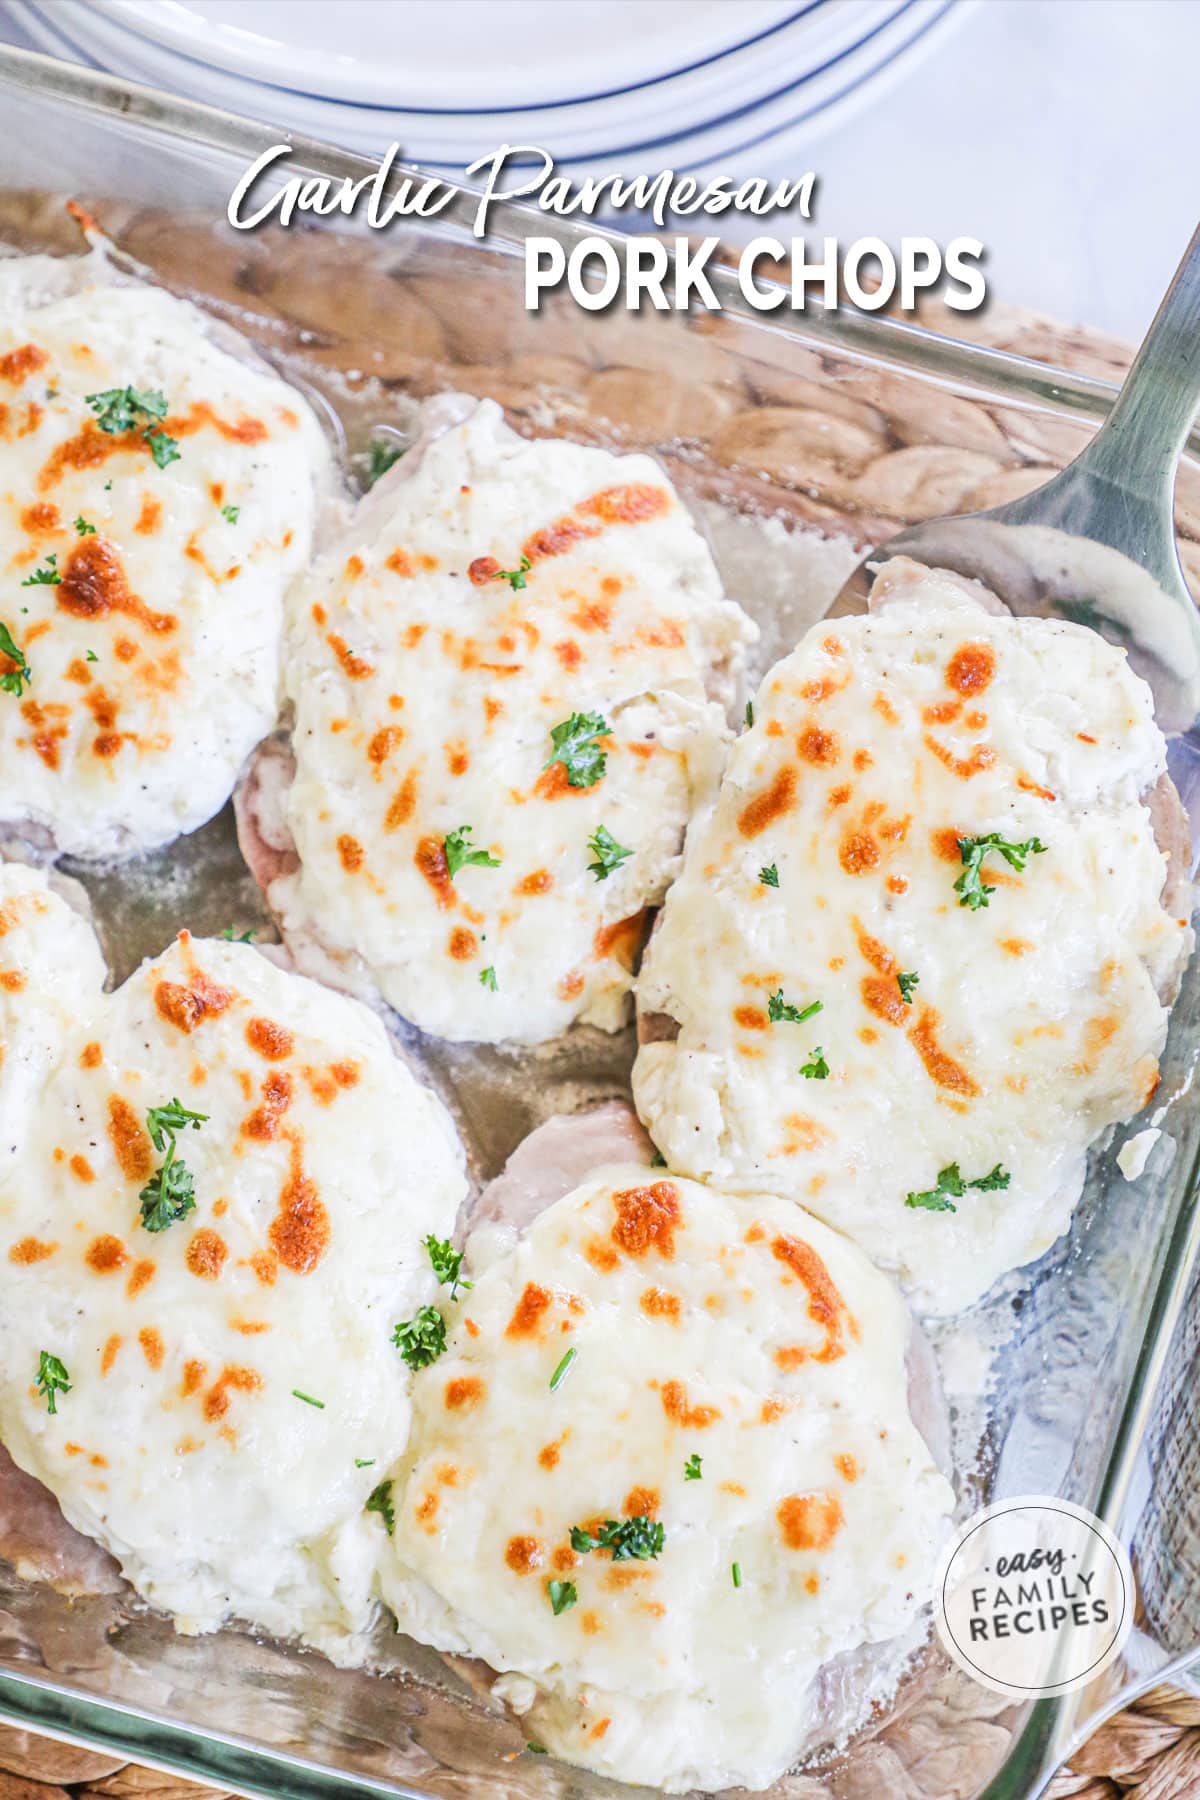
left=0, top=192, right=1197, bottom=1799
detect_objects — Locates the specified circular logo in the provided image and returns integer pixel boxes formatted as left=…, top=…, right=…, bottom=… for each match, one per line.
left=934, top=1495, right=1134, bottom=1698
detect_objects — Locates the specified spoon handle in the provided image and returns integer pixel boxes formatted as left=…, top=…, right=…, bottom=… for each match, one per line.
left=1079, top=223, right=1200, bottom=502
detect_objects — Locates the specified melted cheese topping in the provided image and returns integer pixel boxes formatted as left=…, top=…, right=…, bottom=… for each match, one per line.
left=0, top=863, right=105, bottom=1182
left=0, top=255, right=330, bottom=857
left=271, top=398, right=755, bottom=1044
left=375, top=1167, right=951, bottom=1792
left=634, top=568, right=1192, bottom=1315
left=0, top=873, right=465, bottom=1649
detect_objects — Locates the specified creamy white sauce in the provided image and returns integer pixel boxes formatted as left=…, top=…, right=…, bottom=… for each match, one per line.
left=262, top=397, right=756, bottom=1045
left=0, top=866, right=465, bottom=1652
left=634, top=564, right=1192, bottom=1314
left=0, top=255, right=330, bottom=858
left=374, top=1165, right=953, bottom=1792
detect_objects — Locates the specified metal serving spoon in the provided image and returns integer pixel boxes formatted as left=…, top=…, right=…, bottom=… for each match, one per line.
left=829, top=225, right=1200, bottom=860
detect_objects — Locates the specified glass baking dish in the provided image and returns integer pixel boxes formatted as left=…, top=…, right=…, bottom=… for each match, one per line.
left=1, top=42, right=1199, bottom=1800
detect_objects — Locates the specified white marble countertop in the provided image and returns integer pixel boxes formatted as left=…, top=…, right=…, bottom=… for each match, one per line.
left=788, top=0, right=1200, bottom=344
left=0, top=0, right=1194, bottom=345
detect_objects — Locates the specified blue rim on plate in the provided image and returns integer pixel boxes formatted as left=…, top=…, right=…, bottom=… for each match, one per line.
left=14, top=0, right=935, bottom=162
left=92, top=0, right=839, bottom=116
left=405, top=0, right=955, bottom=173
left=8, top=0, right=963, bottom=179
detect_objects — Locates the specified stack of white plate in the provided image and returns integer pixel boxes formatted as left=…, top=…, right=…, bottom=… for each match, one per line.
left=6, top=0, right=972, bottom=176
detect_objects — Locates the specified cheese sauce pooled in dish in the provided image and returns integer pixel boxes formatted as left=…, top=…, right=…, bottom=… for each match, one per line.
left=374, top=1165, right=952, bottom=1793
left=0, top=255, right=330, bottom=858
left=241, top=396, right=755, bottom=1044
left=634, top=562, right=1193, bottom=1316
left=0, top=869, right=466, bottom=1653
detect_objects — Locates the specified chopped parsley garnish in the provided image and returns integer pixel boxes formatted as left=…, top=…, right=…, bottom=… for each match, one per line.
left=905, top=1161, right=1012, bottom=1213
left=424, top=1233, right=471, bottom=1300
left=744, top=700, right=754, bottom=729
left=145, top=1098, right=209, bottom=1153
left=220, top=504, right=240, bottom=524
left=732, top=1561, right=743, bottom=1589
left=587, top=824, right=633, bottom=881
left=526, top=1743, right=549, bottom=1755
left=0, top=621, right=32, bottom=697
left=684, top=1453, right=703, bottom=1481
left=74, top=515, right=96, bottom=536
left=443, top=825, right=501, bottom=879
left=35, top=1351, right=70, bottom=1415
left=767, top=989, right=822, bottom=1026
left=22, top=553, right=60, bottom=587
left=800, top=1046, right=829, bottom=1080
left=293, top=1389, right=325, bottom=1408
left=219, top=926, right=257, bottom=941
left=758, top=863, right=779, bottom=888
left=366, top=438, right=404, bottom=486
left=355, top=1458, right=376, bottom=1468
left=544, top=711, right=611, bottom=789
left=954, top=834, right=1046, bottom=910
left=548, top=1579, right=577, bottom=1616
left=146, top=428, right=181, bottom=469
left=86, top=386, right=179, bottom=468
left=393, top=1305, right=447, bottom=1370
left=139, top=1099, right=207, bottom=1233
left=492, top=555, right=532, bottom=591
left=650, top=1150, right=668, bottom=1169
left=479, top=965, right=498, bottom=991
left=549, top=1347, right=577, bottom=1392
left=365, top=1479, right=395, bottom=1534
left=570, top=1514, right=665, bottom=1562
left=897, top=971, right=919, bottom=1005
left=85, top=649, right=98, bottom=663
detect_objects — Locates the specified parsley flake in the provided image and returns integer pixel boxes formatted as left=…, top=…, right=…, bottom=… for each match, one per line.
left=544, top=711, right=611, bottom=789
left=219, top=926, right=256, bottom=941
left=139, top=1099, right=207, bottom=1233
left=549, top=1347, right=577, bottom=1392
left=86, top=386, right=179, bottom=469
left=732, top=1561, right=743, bottom=1588
left=800, top=1046, right=830, bottom=1080
left=85, top=649, right=98, bottom=663
left=424, top=1233, right=471, bottom=1300
left=220, top=503, right=240, bottom=524
left=480, top=964, right=498, bottom=991
left=767, top=989, right=822, bottom=1026
left=355, top=1458, right=376, bottom=1468
left=570, top=1514, right=665, bottom=1562
left=22, top=553, right=60, bottom=587
left=758, top=864, right=779, bottom=888
left=145, top=1098, right=208, bottom=1153
left=548, top=1579, right=577, bottom=1616
left=393, top=1305, right=447, bottom=1370
left=366, top=439, right=404, bottom=487
left=35, top=1351, right=70, bottom=1415
left=492, top=555, right=532, bottom=591
left=905, top=1161, right=1011, bottom=1213
left=954, top=834, right=1046, bottom=910
left=684, top=1453, right=702, bottom=1480
left=650, top=1150, right=667, bottom=1169
left=0, top=621, right=32, bottom=697
left=366, top=1479, right=396, bottom=1534
left=526, top=1742, right=549, bottom=1755
left=587, top=824, right=633, bottom=880
left=74, top=515, right=96, bottom=536
left=897, top=971, right=919, bottom=1005
left=293, top=1389, right=325, bottom=1408
left=744, top=700, right=754, bottom=729
left=443, top=825, right=501, bottom=879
